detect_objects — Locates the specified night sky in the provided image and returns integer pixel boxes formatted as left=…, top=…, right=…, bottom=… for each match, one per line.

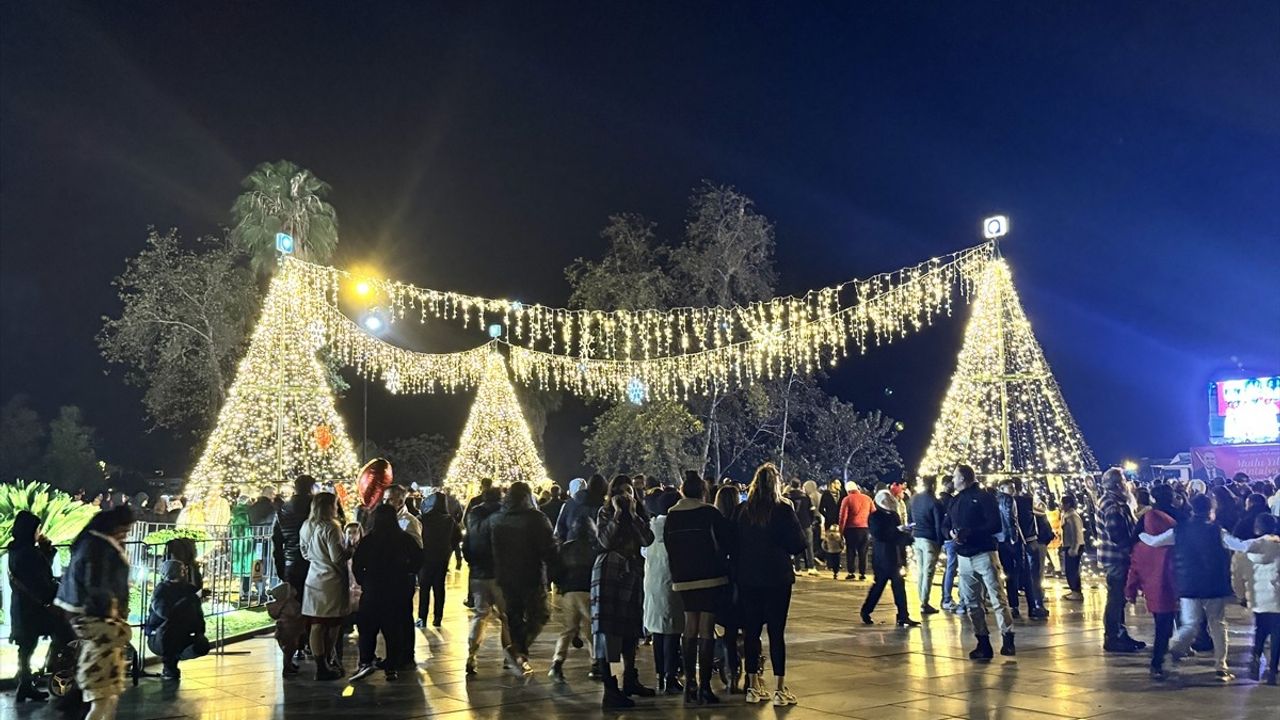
left=2, top=2, right=1277, bottom=482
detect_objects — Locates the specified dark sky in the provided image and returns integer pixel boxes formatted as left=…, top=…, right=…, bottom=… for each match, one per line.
left=2, top=1, right=1278, bottom=481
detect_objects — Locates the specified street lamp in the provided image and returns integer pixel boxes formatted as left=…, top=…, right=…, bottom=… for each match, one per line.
left=359, top=308, right=389, bottom=460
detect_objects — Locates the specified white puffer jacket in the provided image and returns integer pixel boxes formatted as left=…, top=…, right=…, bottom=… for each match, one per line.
left=1233, top=536, right=1280, bottom=614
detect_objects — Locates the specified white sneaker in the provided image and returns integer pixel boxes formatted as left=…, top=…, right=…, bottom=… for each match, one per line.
left=772, top=687, right=798, bottom=706
left=745, top=679, right=768, bottom=704
left=807, top=568, right=819, bottom=577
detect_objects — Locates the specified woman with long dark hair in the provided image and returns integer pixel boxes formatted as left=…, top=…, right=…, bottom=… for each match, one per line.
left=733, top=463, right=806, bottom=706
left=55, top=506, right=136, bottom=720
left=8, top=511, right=73, bottom=702
left=299, top=492, right=352, bottom=680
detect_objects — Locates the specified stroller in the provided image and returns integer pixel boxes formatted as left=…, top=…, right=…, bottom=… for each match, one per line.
left=36, top=633, right=140, bottom=700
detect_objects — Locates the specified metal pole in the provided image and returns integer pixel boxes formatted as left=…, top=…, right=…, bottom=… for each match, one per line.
left=362, top=376, right=368, bottom=462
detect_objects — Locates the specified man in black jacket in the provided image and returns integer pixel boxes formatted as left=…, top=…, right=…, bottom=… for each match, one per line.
left=490, top=481, right=557, bottom=676
left=995, top=478, right=1029, bottom=619
left=947, top=465, right=1015, bottom=659
left=417, top=493, right=463, bottom=628
left=462, top=487, right=508, bottom=676
left=1013, top=479, right=1048, bottom=619
left=271, top=476, right=315, bottom=599
left=786, top=480, right=819, bottom=575
left=908, top=476, right=946, bottom=614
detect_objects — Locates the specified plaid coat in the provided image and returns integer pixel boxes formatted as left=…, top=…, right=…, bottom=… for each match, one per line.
left=591, top=507, right=652, bottom=638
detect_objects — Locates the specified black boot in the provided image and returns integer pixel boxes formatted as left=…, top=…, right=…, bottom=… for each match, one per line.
left=664, top=673, right=683, bottom=694
left=1000, top=632, right=1016, bottom=656
left=698, top=639, right=721, bottom=704
left=588, top=658, right=606, bottom=681
left=969, top=634, right=994, bottom=660
left=602, top=676, right=635, bottom=709
left=15, top=675, right=48, bottom=703
left=622, top=668, right=656, bottom=697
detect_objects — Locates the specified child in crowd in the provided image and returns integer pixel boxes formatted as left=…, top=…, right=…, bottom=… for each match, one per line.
left=1233, top=514, right=1280, bottom=684
left=1059, top=494, right=1085, bottom=601
left=337, top=522, right=364, bottom=670
left=145, top=560, right=209, bottom=680
left=821, top=525, right=845, bottom=579
left=267, top=582, right=305, bottom=675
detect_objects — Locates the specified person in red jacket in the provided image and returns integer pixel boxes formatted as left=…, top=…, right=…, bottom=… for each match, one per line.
left=839, top=485, right=874, bottom=580
left=1125, top=487, right=1179, bottom=679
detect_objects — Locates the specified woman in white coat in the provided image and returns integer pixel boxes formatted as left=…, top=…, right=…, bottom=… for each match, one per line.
left=300, top=492, right=352, bottom=680
left=643, top=495, right=685, bottom=694
left=1233, top=513, right=1280, bottom=684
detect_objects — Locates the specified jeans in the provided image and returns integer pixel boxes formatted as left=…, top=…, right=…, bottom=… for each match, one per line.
left=652, top=632, right=681, bottom=678
left=552, top=591, right=592, bottom=662
left=1103, top=562, right=1130, bottom=641
left=501, top=583, right=549, bottom=658
left=1254, top=612, right=1280, bottom=671
left=1064, top=551, right=1082, bottom=593
left=793, top=528, right=817, bottom=571
left=913, top=538, right=941, bottom=607
left=740, top=585, right=792, bottom=676
left=1169, top=597, right=1229, bottom=672
left=1151, top=611, right=1175, bottom=671
left=957, top=551, right=1014, bottom=638
left=997, top=541, right=1027, bottom=611
left=942, top=540, right=959, bottom=606
left=467, top=578, right=511, bottom=660
left=862, top=574, right=909, bottom=621
left=844, top=528, right=869, bottom=576
left=1023, top=541, right=1045, bottom=610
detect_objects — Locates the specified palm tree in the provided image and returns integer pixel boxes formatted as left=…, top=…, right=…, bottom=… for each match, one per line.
left=231, top=160, right=339, bottom=273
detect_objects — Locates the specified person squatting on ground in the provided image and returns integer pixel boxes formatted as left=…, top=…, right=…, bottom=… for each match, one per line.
left=462, top=486, right=512, bottom=676
left=349, top=504, right=421, bottom=682
left=55, top=506, right=136, bottom=720
left=945, top=464, right=1016, bottom=659
left=666, top=471, right=736, bottom=705
left=592, top=481, right=655, bottom=708
left=860, top=489, right=920, bottom=627
left=642, top=490, right=685, bottom=695
left=144, top=559, right=209, bottom=680
left=838, top=483, right=872, bottom=580
left=909, top=476, right=947, bottom=615
left=734, top=463, right=807, bottom=706
left=299, top=491, right=352, bottom=681
left=491, top=480, right=557, bottom=678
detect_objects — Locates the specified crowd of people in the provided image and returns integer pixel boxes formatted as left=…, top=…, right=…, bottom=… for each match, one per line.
left=7, top=465, right=1280, bottom=718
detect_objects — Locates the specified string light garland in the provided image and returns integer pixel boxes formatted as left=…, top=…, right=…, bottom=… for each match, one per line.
left=442, top=349, right=552, bottom=497
left=918, top=259, right=1098, bottom=483
left=284, top=243, right=995, bottom=363
left=187, top=269, right=361, bottom=503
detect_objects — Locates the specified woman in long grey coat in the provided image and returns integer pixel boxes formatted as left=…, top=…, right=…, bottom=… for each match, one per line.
left=643, top=499, right=685, bottom=694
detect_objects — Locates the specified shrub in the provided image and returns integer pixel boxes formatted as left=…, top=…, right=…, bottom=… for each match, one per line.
left=0, top=480, right=98, bottom=547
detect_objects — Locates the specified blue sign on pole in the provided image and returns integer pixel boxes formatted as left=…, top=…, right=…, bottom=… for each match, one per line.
left=275, top=232, right=295, bottom=254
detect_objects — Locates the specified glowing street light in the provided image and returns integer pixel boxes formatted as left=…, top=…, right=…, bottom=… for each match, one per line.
left=362, top=314, right=384, bottom=333
left=983, top=215, right=1009, bottom=240
left=355, top=280, right=372, bottom=297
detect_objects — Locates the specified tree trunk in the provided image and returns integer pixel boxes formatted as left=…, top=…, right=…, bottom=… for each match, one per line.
left=701, top=387, right=722, bottom=472
left=777, top=371, right=796, bottom=476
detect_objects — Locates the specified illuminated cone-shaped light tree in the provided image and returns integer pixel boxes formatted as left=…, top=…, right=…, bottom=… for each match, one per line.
left=918, top=259, right=1097, bottom=488
left=444, top=349, right=551, bottom=497
left=185, top=268, right=360, bottom=506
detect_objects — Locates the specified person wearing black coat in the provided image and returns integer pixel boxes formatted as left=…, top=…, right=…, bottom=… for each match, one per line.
left=7, top=511, right=73, bottom=702
left=462, top=487, right=510, bottom=675
left=272, top=475, right=316, bottom=598
left=946, top=465, right=1015, bottom=659
left=417, top=493, right=463, bottom=628
left=785, top=481, right=817, bottom=574
left=350, top=504, right=422, bottom=682
left=491, top=481, right=557, bottom=676
left=145, top=560, right=209, bottom=680
left=817, top=479, right=843, bottom=530
left=734, top=464, right=807, bottom=706
left=908, top=477, right=947, bottom=615
left=1013, top=481, right=1048, bottom=619
left=593, top=484, right=656, bottom=708
left=995, top=479, right=1031, bottom=619
left=556, top=475, right=608, bottom=543
left=549, top=514, right=600, bottom=681
left=860, top=491, right=920, bottom=627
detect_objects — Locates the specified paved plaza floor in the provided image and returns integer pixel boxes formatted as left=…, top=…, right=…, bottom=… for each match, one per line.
left=4, top=566, right=1277, bottom=720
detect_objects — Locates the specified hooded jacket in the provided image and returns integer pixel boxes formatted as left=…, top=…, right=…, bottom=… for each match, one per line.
left=1233, top=536, right=1280, bottom=614
left=491, top=503, right=557, bottom=590
left=555, top=488, right=606, bottom=543
left=462, top=499, right=502, bottom=580
left=838, top=490, right=873, bottom=530
left=1125, top=508, right=1178, bottom=613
